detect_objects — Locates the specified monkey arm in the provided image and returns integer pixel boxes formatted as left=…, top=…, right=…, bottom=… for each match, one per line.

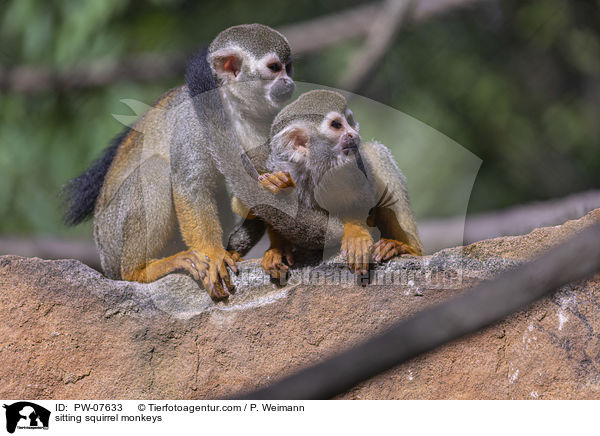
left=362, top=141, right=424, bottom=256
left=168, top=119, right=239, bottom=298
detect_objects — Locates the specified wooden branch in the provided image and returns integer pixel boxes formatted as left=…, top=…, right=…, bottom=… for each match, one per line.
left=0, top=0, right=479, bottom=93
left=279, top=3, right=382, bottom=55
left=0, top=53, right=187, bottom=93
left=338, top=0, right=414, bottom=93
left=235, top=221, right=600, bottom=399
left=420, top=189, right=600, bottom=253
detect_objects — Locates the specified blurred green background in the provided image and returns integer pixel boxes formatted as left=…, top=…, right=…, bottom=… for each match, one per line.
left=0, top=0, right=598, bottom=239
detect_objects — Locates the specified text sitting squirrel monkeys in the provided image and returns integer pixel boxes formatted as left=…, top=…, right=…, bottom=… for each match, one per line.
left=62, top=24, right=295, bottom=299
left=231, top=90, right=423, bottom=278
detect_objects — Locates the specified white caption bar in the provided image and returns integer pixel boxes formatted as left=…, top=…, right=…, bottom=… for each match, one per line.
left=0, top=400, right=597, bottom=435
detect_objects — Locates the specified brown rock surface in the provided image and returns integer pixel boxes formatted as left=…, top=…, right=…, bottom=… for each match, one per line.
left=1, top=209, right=600, bottom=400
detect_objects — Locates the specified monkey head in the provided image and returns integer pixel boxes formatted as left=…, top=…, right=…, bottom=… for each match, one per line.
left=270, top=90, right=361, bottom=180
left=207, top=24, right=295, bottom=117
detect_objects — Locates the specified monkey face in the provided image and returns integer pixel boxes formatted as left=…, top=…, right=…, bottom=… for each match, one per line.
left=271, top=108, right=362, bottom=177
left=318, top=110, right=361, bottom=158
left=258, top=54, right=295, bottom=106
left=209, top=48, right=294, bottom=115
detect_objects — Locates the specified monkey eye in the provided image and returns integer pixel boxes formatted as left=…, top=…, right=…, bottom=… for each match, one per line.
left=285, top=62, right=293, bottom=76
left=268, top=62, right=282, bottom=72
left=330, top=119, right=342, bottom=129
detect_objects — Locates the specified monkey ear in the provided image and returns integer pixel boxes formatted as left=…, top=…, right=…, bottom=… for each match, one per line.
left=276, top=125, right=310, bottom=154
left=210, top=48, right=243, bottom=80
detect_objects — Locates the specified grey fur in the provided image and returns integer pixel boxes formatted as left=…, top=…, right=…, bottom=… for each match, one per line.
left=227, top=90, right=424, bottom=255
left=209, top=24, right=291, bottom=66
left=94, top=24, right=295, bottom=286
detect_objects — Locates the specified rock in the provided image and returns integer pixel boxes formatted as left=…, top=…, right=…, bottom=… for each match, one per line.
left=1, top=209, right=599, bottom=399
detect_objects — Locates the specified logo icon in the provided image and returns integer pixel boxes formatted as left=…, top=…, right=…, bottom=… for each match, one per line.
left=3, top=402, right=50, bottom=433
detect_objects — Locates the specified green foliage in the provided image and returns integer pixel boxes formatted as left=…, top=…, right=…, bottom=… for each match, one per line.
left=344, top=0, right=600, bottom=213
left=0, top=0, right=598, bottom=237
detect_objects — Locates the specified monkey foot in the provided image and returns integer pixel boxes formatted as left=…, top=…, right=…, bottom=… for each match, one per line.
left=200, top=248, right=240, bottom=300
left=261, top=247, right=294, bottom=280
left=373, top=238, right=417, bottom=262
left=258, top=171, right=295, bottom=194
left=341, top=232, right=373, bottom=275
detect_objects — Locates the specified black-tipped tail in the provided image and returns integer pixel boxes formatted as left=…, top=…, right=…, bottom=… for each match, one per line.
left=61, top=128, right=129, bottom=226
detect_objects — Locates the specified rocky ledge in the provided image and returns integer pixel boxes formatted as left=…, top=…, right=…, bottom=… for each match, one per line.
left=1, top=209, right=600, bottom=399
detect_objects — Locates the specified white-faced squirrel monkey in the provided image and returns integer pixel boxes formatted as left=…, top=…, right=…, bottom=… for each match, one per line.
left=229, top=90, right=423, bottom=278
left=63, top=24, right=295, bottom=299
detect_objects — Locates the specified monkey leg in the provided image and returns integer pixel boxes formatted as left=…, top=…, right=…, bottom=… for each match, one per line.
left=94, top=156, right=178, bottom=280
left=94, top=156, right=218, bottom=294
left=373, top=238, right=420, bottom=262
left=231, top=196, right=257, bottom=219
left=261, top=225, right=294, bottom=279
left=125, top=249, right=210, bottom=283
left=341, top=221, right=373, bottom=275
left=258, top=171, right=295, bottom=194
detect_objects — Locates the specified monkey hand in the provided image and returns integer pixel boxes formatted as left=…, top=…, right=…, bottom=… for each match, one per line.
left=258, top=171, right=295, bottom=194
left=200, top=247, right=240, bottom=300
left=341, top=222, right=373, bottom=275
left=261, top=246, right=294, bottom=280
left=373, top=238, right=419, bottom=262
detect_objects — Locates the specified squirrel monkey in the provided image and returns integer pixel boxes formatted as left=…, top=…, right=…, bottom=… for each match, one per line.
left=62, top=24, right=295, bottom=299
left=230, top=90, right=423, bottom=278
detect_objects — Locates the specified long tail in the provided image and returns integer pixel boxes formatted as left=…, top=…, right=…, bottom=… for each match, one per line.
left=61, top=128, right=130, bottom=226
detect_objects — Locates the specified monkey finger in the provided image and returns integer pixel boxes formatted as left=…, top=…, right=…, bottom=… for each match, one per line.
left=358, top=241, right=368, bottom=274
left=397, top=242, right=415, bottom=255
left=201, top=275, right=217, bottom=299
left=373, top=240, right=386, bottom=262
left=209, top=265, right=229, bottom=299
left=354, top=244, right=363, bottom=273
left=390, top=241, right=404, bottom=255
left=341, top=239, right=348, bottom=257
left=266, top=173, right=288, bottom=189
left=375, top=240, right=390, bottom=256
left=267, top=183, right=283, bottom=194
left=229, top=251, right=243, bottom=262
left=259, top=173, right=277, bottom=186
left=258, top=175, right=280, bottom=192
left=379, top=242, right=395, bottom=261
left=280, top=171, right=295, bottom=187
left=259, top=178, right=281, bottom=194
left=346, top=240, right=356, bottom=271
left=218, top=262, right=235, bottom=293
left=284, top=172, right=295, bottom=187
left=223, top=253, right=239, bottom=274
left=190, top=251, right=210, bottom=269
left=182, top=258, right=201, bottom=281
left=267, top=268, right=283, bottom=279
left=274, top=171, right=295, bottom=188
left=351, top=248, right=360, bottom=273
left=189, top=249, right=208, bottom=261
left=361, top=241, right=371, bottom=274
